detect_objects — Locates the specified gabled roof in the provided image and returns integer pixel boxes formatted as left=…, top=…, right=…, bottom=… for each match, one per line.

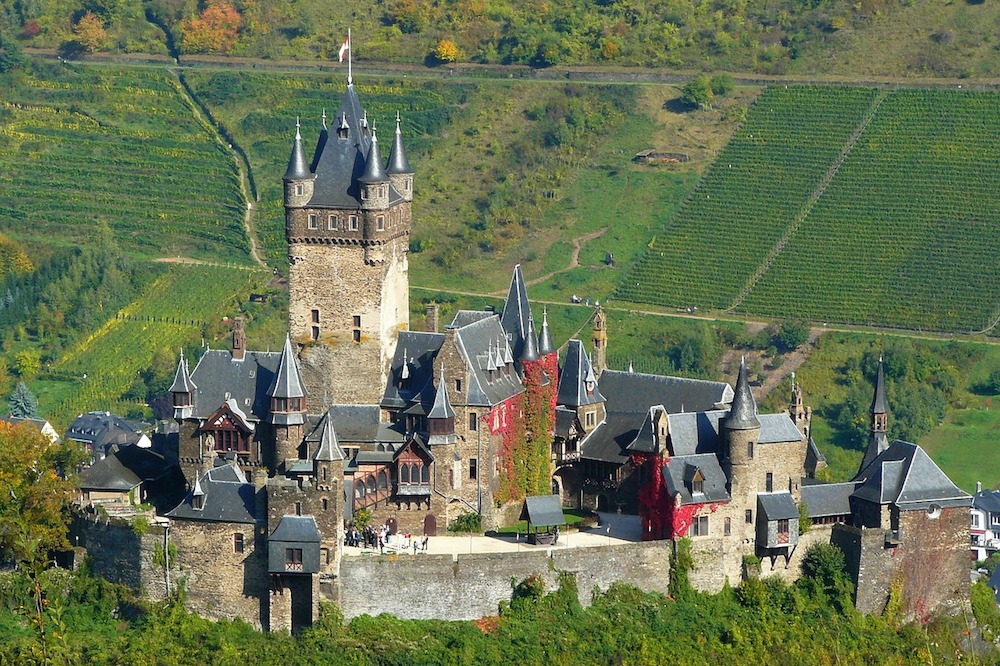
left=802, top=482, right=856, bottom=518
left=78, top=444, right=174, bottom=492
left=306, top=405, right=405, bottom=445
left=757, top=414, right=804, bottom=444
left=500, top=264, right=534, bottom=360
left=851, top=440, right=971, bottom=511
left=723, top=357, right=759, bottom=431
left=269, top=336, right=307, bottom=400
left=65, top=412, right=147, bottom=449
left=519, top=495, right=565, bottom=527
left=188, top=349, right=281, bottom=421
left=166, top=462, right=258, bottom=524
left=450, top=310, right=493, bottom=328
left=382, top=331, right=445, bottom=410
left=314, top=413, right=345, bottom=462
left=307, top=85, right=403, bottom=208
left=270, top=515, right=321, bottom=543
left=974, top=490, right=1000, bottom=513
left=452, top=315, right=524, bottom=407
left=598, top=370, right=732, bottom=415
left=663, top=453, right=730, bottom=505
left=757, top=492, right=799, bottom=521
left=664, top=410, right=726, bottom=456
left=556, top=340, right=605, bottom=408
left=624, top=406, right=667, bottom=454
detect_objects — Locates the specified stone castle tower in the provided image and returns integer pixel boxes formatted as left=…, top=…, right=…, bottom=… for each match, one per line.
left=284, top=89, right=414, bottom=405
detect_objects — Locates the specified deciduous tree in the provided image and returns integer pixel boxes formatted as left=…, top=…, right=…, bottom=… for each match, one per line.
left=73, top=11, right=108, bottom=53
left=180, top=1, right=243, bottom=54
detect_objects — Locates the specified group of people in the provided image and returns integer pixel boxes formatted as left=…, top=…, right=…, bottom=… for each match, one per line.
left=346, top=523, right=429, bottom=555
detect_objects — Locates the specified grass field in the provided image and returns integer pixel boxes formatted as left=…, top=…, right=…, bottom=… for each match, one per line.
left=621, top=85, right=1000, bottom=334
left=0, top=60, right=248, bottom=262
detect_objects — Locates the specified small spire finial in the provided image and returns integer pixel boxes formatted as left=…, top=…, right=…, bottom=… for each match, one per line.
left=321, top=108, right=327, bottom=128
left=396, top=111, right=401, bottom=131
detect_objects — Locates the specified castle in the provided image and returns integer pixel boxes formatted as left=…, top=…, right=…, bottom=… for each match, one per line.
left=72, top=75, right=973, bottom=631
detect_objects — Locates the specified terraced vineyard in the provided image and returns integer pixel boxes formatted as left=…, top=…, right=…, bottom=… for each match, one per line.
left=620, top=86, right=1000, bottom=333
left=0, top=62, right=248, bottom=262
left=45, top=264, right=268, bottom=424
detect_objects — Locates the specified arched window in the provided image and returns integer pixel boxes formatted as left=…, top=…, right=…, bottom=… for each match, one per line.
left=356, top=484, right=364, bottom=498
left=378, top=471, right=388, bottom=490
left=410, top=464, right=419, bottom=483
left=366, top=476, right=376, bottom=494
left=420, top=465, right=429, bottom=483
left=377, top=443, right=385, bottom=452
left=401, top=465, right=410, bottom=483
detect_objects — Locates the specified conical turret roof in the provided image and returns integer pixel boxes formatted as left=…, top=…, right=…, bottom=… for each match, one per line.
left=428, top=367, right=456, bottom=420
left=538, top=308, right=556, bottom=355
left=387, top=112, right=413, bottom=174
left=268, top=335, right=307, bottom=400
left=871, top=357, right=888, bottom=415
left=520, top=316, right=540, bottom=362
left=168, top=351, right=196, bottom=393
left=724, top=357, right=760, bottom=430
left=359, top=128, right=388, bottom=183
left=284, top=120, right=311, bottom=181
left=314, top=413, right=345, bottom=462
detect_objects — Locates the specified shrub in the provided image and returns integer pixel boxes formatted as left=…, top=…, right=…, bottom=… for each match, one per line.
left=680, top=74, right=714, bottom=109
left=432, top=39, right=461, bottom=63
left=448, top=512, right=481, bottom=533
left=710, top=74, right=736, bottom=97
left=972, top=580, right=1000, bottom=642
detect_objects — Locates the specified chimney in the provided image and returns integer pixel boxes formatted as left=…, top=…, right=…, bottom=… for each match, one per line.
left=232, top=317, right=246, bottom=360
left=977, top=480, right=983, bottom=494
left=425, top=303, right=440, bottom=334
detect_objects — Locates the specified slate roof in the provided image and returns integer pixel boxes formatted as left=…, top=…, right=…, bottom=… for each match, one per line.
left=359, top=129, right=388, bottom=183
left=871, top=358, right=888, bottom=414
left=624, top=406, right=667, bottom=454
left=65, top=412, right=147, bottom=450
left=450, top=310, right=493, bottom=328
left=757, top=492, right=799, bottom=521
left=166, top=462, right=258, bottom=524
left=557, top=340, right=605, bottom=408
left=269, top=336, right=307, bottom=400
left=313, top=412, right=346, bottom=462
left=188, top=350, right=281, bottom=421
left=305, top=405, right=404, bottom=445
left=168, top=352, right=195, bottom=394
left=801, top=482, right=856, bottom=518
left=382, top=331, right=444, bottom=410
left=307, top=85, right=403, bottom=208
left=387, top=114, right=413, bottom=174
left=856, top=431, right=890, bottom=480
left=519, top=495, right=566, bottom=527
left=757, top=414, right=805, bottom=444
left=500, top=265, right=534, bottom=361
left=577, top=415, right=630, bottom=463
left=851, top=440, right=971, bottom=511
left=598, top=370, right=732, bottom=415
left=538, top=309, right=556, bottom=356
left=664, top=411, right=726, bottom=456
left=270, top=515, right=321, bottom=543
left=974, top=490, right=1000, bottom=514
left=520, top=316, right=540, bottom=362
left=663, top=454, right=730, bottom=505
left=723, top=358, right=760, bottom=430
left=554, top=406, right=579, bottom=439
left=452, top=316, right=523, bottom=407
left=284, top=122, right=311, bottom=181
left=78, top=444, right=173, bottom=492
left=427, top=375, right=455, bottom=420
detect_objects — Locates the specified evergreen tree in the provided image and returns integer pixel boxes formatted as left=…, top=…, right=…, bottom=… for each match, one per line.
left=8, top=381, right=38, bottom=418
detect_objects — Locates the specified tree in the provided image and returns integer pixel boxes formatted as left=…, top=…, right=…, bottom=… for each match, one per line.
left=710, top=73, right=736, bottom=97
left=0, top=31, right=24, bottom=74
left=680, top=74, right=714, bottom=109
left=433, top=39, right=461, bottom=63
left=179, top=1, right=243, bottom=54
left=8, top=381, right=38, bottom=419
left=13, top=349, right=41, bottom=379
left=73, top=11, right=108, bottom=53
left=0, top=422, right=84, bottom=566
left=776, top=320, right=809, bottom=351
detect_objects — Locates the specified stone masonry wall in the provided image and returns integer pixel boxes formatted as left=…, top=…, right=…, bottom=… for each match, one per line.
left=336, top=541, right=672, bottom=620
left=71, top=514, right=171, bottom=600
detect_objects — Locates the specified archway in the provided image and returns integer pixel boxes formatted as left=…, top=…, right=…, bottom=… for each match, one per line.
left=423, top=514, right=437, bottom=536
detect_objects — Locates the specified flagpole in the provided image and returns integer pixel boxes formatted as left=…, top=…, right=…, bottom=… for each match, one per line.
left=348, top=28, right=352, bottom=86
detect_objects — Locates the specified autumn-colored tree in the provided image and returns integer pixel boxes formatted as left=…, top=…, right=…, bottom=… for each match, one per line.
left=433, top=39, right=461, bottom=63
left=0, top=422, right=84, bottom=566
left=73, top=11, right=108, bottom=53
left=0, top=233, right=32, bottom=279
left=180, top=1, right=243, bottom=54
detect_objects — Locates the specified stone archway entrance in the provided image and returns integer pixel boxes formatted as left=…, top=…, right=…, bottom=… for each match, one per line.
left=423, top=514, right=437, bottom=536
left=596, top=494, right=609, bottom=512
left=385, top=517, right=397, bottom=535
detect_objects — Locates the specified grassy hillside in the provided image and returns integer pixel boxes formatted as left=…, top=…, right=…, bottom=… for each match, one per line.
left=622, top=85, right=1000, bottom=334
left=0, top=60, right=248, bottom=262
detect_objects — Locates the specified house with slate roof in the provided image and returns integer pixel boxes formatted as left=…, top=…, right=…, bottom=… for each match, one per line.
left=971, top=484, right=1000, bottom=561
left=66, top=411, right=151, bottom=464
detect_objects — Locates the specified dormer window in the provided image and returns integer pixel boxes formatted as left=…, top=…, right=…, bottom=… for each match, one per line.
left=192, top=494, right=204, bottom=510
left=585, top=380, right=595, bottom=396
left=173, top=391, right=191, bottom=407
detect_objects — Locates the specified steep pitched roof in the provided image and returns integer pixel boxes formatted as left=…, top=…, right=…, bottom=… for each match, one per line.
left=386, top=113, right=413, bottom=174
left=427, top=371, right=456, bottom=420
left=78, top=444, right=173, bottom=492
left=757, top=492, right=799, bottom=521
left=624, top=405, right=667, bottom=454
left=453, top=316, right=524, bottom=407
left=270, top=515, right=321, bottom=543
left=65, top=412, right=147, bottom=450
left=757, top=413, right=805, bottom=444
left=168, top=351, right=195, bottom=393
left=974, top=490, right=1000, bottom=514
left=851, top=440, right=971, bottom=511
left=500, top=264, right=533, bottom=359
left=188, top=349, right=281, bottom=421
left=283, top=121, right=311, bottom=181
left=520, top=316, right=540, bottom=362
left=314, top=413, right=345, bottom=462
left=598, top=370, right=732, bottom=415
left=556, top=339, right=605, bottom=408
left=802, top=481, right=856, bottom=518
left=382, top=331, right=445, bottom=410
left=723, top=358, right=760, bottom=431
left=359, top=128, right=388, bottom=183
left=268, top=336, right=307, bottom=399
left=538, top=308, right=556, bottom=356
left=519, top=495, right=566, bottom=527
left=663, top=453, right=730, bottom=505
left=871, top=357, right=888, bottom=415
left=166, top=462, right=258, bottom=524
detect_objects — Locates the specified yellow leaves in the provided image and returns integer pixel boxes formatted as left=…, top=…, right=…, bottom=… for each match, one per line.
left=74, top=11, right=108, bottom=54
left=180, top=1, right=244, bottom=55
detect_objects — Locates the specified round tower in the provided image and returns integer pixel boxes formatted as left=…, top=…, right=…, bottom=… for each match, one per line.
left=283, top=119, right=313, bottom=208
left=723, top=357, right=761, bottom=510
left=359, top=127, right=390, bottom=211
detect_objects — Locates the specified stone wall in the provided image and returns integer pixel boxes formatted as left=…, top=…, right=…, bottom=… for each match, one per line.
left=336, top=541, right=672, bottom=620
left=70, top=514, right=170, bottom=600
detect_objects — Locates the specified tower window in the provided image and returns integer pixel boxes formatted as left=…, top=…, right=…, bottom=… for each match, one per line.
left=469, top=412, right=477, bottom=431
left=353, top=330, right=361, bottom=343
left=377, top=215, right=385, bottom=231
left=766, top=472, right=773, bottom=492
left=455, top=378, right=462, bottom=393
left=745, top=509, right=753, bottom=524
left=349, top=215, right=359, bottom=231
left=470, top=458, right=478, bottom=480
left=747, top=441, right=754, bottom=459
left=328, top=214, right=338, bottom=230
left=233, top=533, right=244, bottom=553
left=353, top=315, right=361, bottom=327
left=294, top=184, right=303, bottom=196
left=295, top=502, right=302, bottom=516
left=311, top=326, right=320, bottom=341
left=322, top=498, right=329, bottom=511
left=724, top=517, right=731, bottom=536
left=308, top=214, right=318, bottom=229
left=311, top=309, right=320, bottom=324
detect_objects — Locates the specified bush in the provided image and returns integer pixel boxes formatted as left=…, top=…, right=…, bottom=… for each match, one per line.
left=448, top=512, right=482, bottom=533
left=680, top=74, right=714, bottom=109
left=972, top=580, right=1000, bottom=642
left=710, top=74, right=736, bottom=97
left=776, top=320, right=810, bottom=351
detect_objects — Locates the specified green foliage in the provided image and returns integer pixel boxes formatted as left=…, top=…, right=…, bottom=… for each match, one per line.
left=980, top=368, right=1000, bottom=396
left=972, top=580, right=1000, bottom=642
left=0, top=31, right=24, bottom=74
left=742, top=553, right=762, bottom=578
left=669, top=537, right=694, bottom=599
left=710, top=74, right=736, bottom=97
left=130, top=515, right=149, bottom=535
left=7, top=381, right=38, bottom=418
left=798, top=501, right=811, bottom=535
left=352, top=507, right=371, bottom=530
left=680, top=74, right=714, bottom=109
left=798, top=542, right=852, bottom=607
left=777, top=320, right=810, bottom=351
left=448, top=512, right=482, bottom=533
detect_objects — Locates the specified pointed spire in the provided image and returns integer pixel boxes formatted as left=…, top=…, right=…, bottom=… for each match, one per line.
left=400, top=348, right=410, bottom=380
left=428, top=365, right=456, bottom=420
left=521, top=315, right=540, bottom=362
left=321, top=108, right=327, bottom=129
left=628, top=360, right=634, bottom=373
left=169, top=350, right=196, bottom=394
left=538, top=307, right=556, bottom=356
left=502, top=337, right=514, bottom=365
left=269, top=335, right=307, bottom=400
left=359, top=127, right=388, bottom=182
left=724, top=356, right=760, bottom=430
left=314, top=414, right=345, bottom=462
left=284, top=118, right=310, bottom=181
left=387, top=111, right=414, bottom=174
left=500, top=264, right=534, bottom=360
left=871, top=356, right=887, bottom=416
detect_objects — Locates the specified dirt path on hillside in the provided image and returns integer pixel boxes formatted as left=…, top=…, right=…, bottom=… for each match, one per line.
left=488, top=228, right=608, bottom=297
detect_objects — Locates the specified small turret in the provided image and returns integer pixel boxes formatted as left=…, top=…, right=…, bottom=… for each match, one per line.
left=856, top=356, right=890, bottom=479
left=314, top=414, right=345, bottom=463
left=169, top=350, right=196, bottom=420
left=387, top=112, right=414, bottom=202
left=538, top=307, right=556, bottom=357
left=284, top=119, right=313, bottom=208
left=232, top=317, right=246, bottom=361
left=428, top=365, right=457, bottom=446
left=724, top=356, right=760, bottom=431
left=359, top=127, right=389, bottom=210
left=520, top=316, right=540, bottom=363
left=592, top=306, right=607, bottom=378
left=269, top=335, right=307, bottom=426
